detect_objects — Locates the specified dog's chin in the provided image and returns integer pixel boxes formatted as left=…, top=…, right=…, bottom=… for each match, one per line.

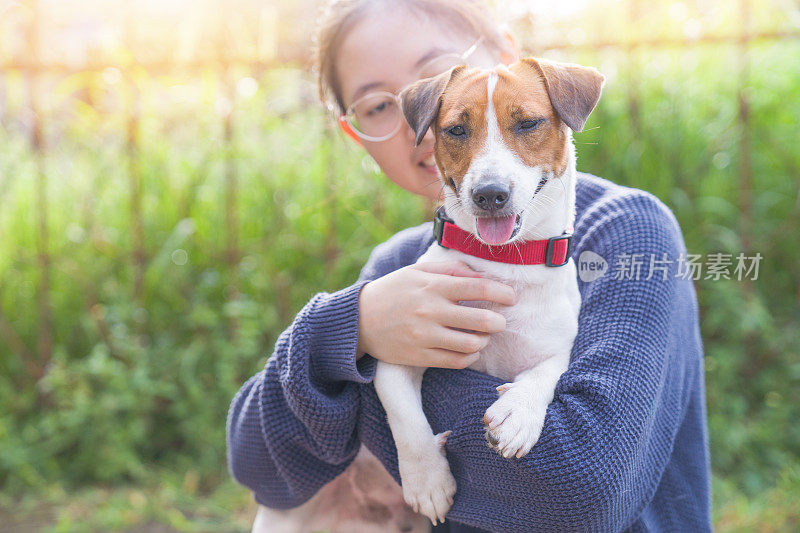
left=472, top=213, right=523, bottom=246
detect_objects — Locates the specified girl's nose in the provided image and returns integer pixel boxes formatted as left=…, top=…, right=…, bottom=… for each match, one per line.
left=404, top=120, right=435, bottom=144
left=403, top=121, right=416, bottom=142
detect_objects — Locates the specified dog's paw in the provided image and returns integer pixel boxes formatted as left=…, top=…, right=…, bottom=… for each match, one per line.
left=398, top=431, right=456, bottom=526
left=483, top=383, right=546, bottom=459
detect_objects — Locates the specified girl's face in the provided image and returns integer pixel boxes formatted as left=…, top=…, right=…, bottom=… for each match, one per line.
left=336, top=7, right=516, bottom=201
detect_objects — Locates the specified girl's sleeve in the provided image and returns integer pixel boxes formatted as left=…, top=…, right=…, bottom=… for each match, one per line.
left=359, top=192, right=706, bottom=531
left=226, top=224, right=431, bottom=508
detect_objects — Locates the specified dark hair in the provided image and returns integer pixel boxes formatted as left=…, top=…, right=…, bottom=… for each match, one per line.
left=312, top=0, right=509, bottom=114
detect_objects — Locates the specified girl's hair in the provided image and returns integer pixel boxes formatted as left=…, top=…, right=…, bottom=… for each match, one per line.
left=313, top=0, right=509, bottom=115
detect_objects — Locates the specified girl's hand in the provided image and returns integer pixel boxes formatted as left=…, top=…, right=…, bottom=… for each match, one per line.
left=357, top=261, right=516, bottom=369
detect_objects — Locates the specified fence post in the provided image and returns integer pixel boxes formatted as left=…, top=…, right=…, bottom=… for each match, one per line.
left=224, top=73, right=240, bottom=339
left=127, top=79, right=145, bottom=340
left=124, top=9, right=146, bottom=346
left=737, top=0, right=753, bottom=257
left=27, top=0, right=50, bottom=379
left=218, top=20, right=240, bottom=340
left=324, top=124, right=339, bottom=277
left=626, top=0, right=642, bottom=185
left=738, top=0, right=759, bottom=374
left=0, top=69, right=6, bottom=129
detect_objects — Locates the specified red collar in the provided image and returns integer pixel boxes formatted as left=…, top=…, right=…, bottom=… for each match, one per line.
left=433, top=207, right=573, bottom=266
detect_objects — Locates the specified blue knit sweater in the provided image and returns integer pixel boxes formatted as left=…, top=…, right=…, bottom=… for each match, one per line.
left=226, top=173, right=712, bottom=532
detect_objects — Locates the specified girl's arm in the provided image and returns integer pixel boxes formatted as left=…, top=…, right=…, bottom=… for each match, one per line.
left=359, top=192, right=709, bottom=531
left=226, top=282, right=373, bottom=508
left=225, top=224, right=431, bottom=507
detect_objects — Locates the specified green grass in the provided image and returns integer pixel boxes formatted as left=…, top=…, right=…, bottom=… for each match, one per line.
left=0, top=473, right=256, bottom=532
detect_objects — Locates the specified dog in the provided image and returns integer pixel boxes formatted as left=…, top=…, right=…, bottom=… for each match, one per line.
left=372, top=57, right=605, bottom=525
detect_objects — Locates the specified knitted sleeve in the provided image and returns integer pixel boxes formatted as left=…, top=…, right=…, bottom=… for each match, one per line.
left=358, top=191, right=702, bottom=531
left=226, top=223, right=431, bottom=508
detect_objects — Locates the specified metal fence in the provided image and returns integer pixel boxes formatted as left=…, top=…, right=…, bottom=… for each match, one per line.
left=1, top=0, right=798, bottom=377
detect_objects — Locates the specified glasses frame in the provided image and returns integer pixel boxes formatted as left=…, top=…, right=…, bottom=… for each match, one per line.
left=339, top=35, right=486, bottom=143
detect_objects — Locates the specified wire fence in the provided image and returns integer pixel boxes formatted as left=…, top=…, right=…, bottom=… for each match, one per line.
left=1, top=0, right=799, bottom=379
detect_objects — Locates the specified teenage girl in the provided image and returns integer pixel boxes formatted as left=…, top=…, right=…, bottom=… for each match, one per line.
left=227, top=1, right=712, bottom=531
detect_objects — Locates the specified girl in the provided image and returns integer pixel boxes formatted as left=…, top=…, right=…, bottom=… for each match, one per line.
left=227, top=1, right=712, bottom=531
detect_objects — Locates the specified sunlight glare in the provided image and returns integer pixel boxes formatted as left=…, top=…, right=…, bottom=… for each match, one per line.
left=499, top=0, right=591, bottom=20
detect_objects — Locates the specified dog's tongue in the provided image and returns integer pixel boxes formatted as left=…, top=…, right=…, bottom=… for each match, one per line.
left=476, top=215, right=516, bottom=245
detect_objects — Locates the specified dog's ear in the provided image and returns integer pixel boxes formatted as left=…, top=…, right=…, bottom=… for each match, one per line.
left=399, top=65, right=465, bottom=146
left=522, top=58, right=605, bottom=133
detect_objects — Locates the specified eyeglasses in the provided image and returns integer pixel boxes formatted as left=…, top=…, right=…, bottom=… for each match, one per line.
left=339, top=36, right=486, bottom=143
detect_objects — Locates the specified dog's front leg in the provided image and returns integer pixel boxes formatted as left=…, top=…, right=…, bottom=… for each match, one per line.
left=483, top=352, right=570, bottom=458
left=374, top=362, right=456, bottom=525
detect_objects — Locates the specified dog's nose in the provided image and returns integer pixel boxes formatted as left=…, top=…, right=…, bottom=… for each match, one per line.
left=472, top=182, right=510, bottom=211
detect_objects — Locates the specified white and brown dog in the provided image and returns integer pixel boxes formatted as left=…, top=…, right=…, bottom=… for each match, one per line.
left=373, top=58, right=605, bottom=525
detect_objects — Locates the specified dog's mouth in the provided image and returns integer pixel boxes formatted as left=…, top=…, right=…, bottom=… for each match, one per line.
left=475, top=213, right=522, bottom=245
left=470, top=174, right=549, bottom=245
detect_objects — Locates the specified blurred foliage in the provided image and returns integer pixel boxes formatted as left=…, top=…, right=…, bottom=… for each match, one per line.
left=1, top=5, right=800, bottom=532
left=0, top=64, right=427, bottom=484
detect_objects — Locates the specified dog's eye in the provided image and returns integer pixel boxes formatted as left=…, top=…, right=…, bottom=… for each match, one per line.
left=516, top=119, right=545, bottom=133
left=445, top=125, right=467, bottom=138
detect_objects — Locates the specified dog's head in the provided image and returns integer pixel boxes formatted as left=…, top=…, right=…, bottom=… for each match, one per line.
left=400, top=58, right=605, bottom=245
